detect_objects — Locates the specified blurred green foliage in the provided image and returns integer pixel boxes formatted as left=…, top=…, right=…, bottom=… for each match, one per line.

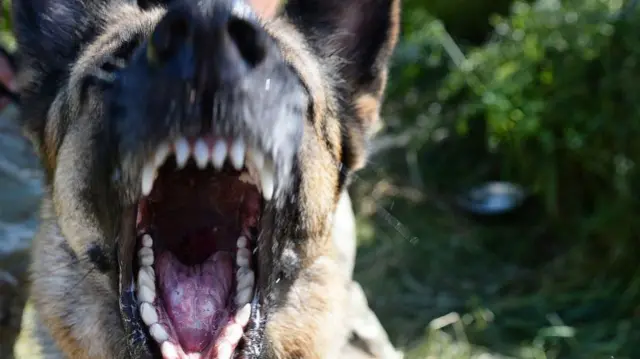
left=0, top=0, right=14, bottom=50
left=384, top=0, right=640, bottom=274
left=355, top=0, right=640, bottom=357
left=436, top=0, right=640, bottom=272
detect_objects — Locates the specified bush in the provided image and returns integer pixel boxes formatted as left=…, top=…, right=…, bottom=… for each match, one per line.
left=364, top=1, right=640, bottom=356
left=437, top=0, right=640, bottom=257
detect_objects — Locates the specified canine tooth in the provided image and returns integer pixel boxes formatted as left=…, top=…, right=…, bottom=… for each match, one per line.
left=149, top=323, right=169, bottom=342
left=142, top=234, right=153, bottom=248
left=141, top=163, right=156, bottom=196
left=161, top=342, right=180, bottom=359
left=229, top=138, right=246, bottom=170
left=222, top=323, right=244, bottom=345
left=137, top=284, right=156, bottom=303
left=138, top=247, right=154, bottom=266
left=212, top=141, right=227, bottom=169
left=217, top=342, right=233, bottom=359
left=237, top=236, right=248, bottom=248
left=235, top=287, right=252, bottom=307
left=194, top=139, right=210, bottom=169
left=140, top=302, right=158, bottom=325
left=259, top=161, right=275, bottom=201
left=236, top=248, right=251, bottom=267
left=235, top=303, right=251, bottom=326
left=138, top=267, right=155, bottom=290
left=246, top=147, right=264, bottom=169
left=216, top=348, right=232, bottom=359
left=154, top=142, right=171, bottom=167
left=174, top=137, right=190, bottom=168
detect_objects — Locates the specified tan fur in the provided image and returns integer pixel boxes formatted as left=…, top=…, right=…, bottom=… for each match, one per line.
left=29, top=199, right=126, bottom=359
left=14, top=0, right=401, bottom=357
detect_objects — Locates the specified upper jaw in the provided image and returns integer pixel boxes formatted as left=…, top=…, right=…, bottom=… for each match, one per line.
left=109, top=31, right=308, bottom=209
left=139, top=133, right=279, bottom=202
left=113, top=124, right=299, bottom=209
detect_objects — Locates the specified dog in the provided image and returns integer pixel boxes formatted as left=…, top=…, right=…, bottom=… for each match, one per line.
left=11, top=0, right=401, bottom=357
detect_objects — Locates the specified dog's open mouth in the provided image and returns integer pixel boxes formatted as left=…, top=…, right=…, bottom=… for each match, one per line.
left=133, top=135, right=270, bottom=358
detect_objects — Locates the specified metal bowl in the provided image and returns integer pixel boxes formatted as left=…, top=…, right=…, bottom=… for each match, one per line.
left=456, top=181, right=528, bottom=216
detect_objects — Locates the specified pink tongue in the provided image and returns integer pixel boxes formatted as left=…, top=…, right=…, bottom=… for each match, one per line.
left=156, top=251, right=234, bottom=353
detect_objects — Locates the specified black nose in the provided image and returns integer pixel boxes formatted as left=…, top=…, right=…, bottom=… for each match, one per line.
left=146, top=5, right=270, bottom=83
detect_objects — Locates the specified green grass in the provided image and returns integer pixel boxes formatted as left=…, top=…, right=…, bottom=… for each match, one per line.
left=350, top=156, right=640, bottom=359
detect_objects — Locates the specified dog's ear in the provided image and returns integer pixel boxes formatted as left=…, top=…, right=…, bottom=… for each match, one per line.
left=11, top=0, right=103, bottom=145
left=284, top=0, right=400, bottom=134
left=12, top=0, right=102, bottom=74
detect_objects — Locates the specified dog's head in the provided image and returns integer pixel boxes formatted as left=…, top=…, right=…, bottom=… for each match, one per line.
left=13, top=0, right=399, bottom=357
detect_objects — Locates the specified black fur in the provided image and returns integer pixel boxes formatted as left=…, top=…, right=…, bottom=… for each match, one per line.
left=13, top=0, right=400, bottom=357
left=87, top=243, right=111, bottom=273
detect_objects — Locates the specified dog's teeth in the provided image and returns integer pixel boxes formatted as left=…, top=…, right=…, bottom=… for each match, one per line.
left=235, top=266, right=255, bottom=307
left=149, top=323, right=169, bottom=342
left=174, top=137, right=190, bottom=168
left=221, top=323, right=244, bottom=347
left=138, top=247, right=154, bottom=266
left=142, top=234, right=153, bottom=248
left=137, top=284, right=156, bottom=303
left=246, top=147, right=265, bottom=169
left=235, top=303, right=251, bottom=327
left=194, top=139, right=210, bottom=169
left=138, top=266, right=155, bottom=291
left=141, top=163, right=156, bottom=196
left=235, top=287, right=253, bottom=307
left=153, top=142, right=171, bottom=168
left=140, top=302, right=158, bottom=325
left=236, top=267, right=255, bottom=292
left=259, top=160, right=275, bottom=201
left=217, top=342, right=233, bottom=359
left=236, top=248, right=251, bottom=267
left=237, top=236, right=248, bottom=248
left=229, top=138, right=246, bottom=170
left=161, top=341, right=180, bottom=359
left=212, top=140, right=227, bottom=169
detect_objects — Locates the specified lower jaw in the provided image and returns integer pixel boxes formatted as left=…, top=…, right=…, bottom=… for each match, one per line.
left=135, top=233, right=257, bottom=359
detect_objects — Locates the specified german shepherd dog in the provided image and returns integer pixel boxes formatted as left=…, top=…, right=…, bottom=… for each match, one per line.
left=11, top=0, right=401, bottom=357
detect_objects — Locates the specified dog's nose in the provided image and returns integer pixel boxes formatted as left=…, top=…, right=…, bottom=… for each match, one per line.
left=147, top=6, right=270, bottom=83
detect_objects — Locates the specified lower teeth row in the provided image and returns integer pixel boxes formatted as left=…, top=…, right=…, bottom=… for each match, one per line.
left=135, top=233, right=255, bottom=347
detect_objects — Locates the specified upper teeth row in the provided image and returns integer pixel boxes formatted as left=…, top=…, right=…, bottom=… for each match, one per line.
left=141, top=136, right=275, bottom=200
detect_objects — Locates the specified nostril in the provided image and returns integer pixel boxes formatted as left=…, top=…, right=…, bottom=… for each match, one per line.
left=148, top=13, right=190, bottom=65
left=226, top=18, right=267, bottom=68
